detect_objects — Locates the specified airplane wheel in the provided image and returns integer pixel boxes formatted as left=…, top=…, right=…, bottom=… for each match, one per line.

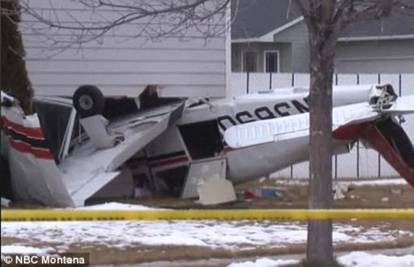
left=73, top=85, right=105, bottom=118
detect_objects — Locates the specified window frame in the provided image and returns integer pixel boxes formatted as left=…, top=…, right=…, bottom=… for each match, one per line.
left=263, top=50, right=280, bottom=73
left=241, top=50, right=258, bottom=72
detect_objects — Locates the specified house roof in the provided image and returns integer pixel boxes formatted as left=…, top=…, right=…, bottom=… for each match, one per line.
left=340, top=15, right=414, bottom=40
left=232, top=0, right=414, bottom=41
left=231, top=0, right=300, bottom=40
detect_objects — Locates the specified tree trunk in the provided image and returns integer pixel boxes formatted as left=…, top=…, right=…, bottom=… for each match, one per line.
left=1, top=0, right=33, bottom=114
left=306, top=25, right=337, bottom=264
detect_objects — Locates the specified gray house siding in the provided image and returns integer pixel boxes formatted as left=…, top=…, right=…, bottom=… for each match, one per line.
left=273, top=21, right=309, bottom=73
left=233, top=16, right=414, bottom=74
left=335, top=39, right=414, bottom=73
left=231, top=42, right=291, bottom=72
left=232, top=21, right=310, bottom=73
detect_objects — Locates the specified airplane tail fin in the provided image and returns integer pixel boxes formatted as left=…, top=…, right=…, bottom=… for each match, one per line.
left=1, top=98, right=75, bottom=207
left=362, top=119, right=414, bottom=187
left=1, top=94, right=122, bottom=207
left=334, top=119, right=414, bottom=186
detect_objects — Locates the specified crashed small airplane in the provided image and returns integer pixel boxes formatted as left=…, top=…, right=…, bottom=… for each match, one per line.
left=1, top=84, right=413, bottom=206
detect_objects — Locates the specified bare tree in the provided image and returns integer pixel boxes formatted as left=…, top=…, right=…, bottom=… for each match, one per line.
left=1, top=0, right=33, bottom=114
left=1, top=0, right=231, bottom=105
left=18, top=0, right=231, bottom=51
left=293, top=0, right=413, bottom=265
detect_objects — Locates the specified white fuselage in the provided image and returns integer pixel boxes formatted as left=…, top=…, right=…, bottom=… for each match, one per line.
left=144, top=85, right=376, bottom=184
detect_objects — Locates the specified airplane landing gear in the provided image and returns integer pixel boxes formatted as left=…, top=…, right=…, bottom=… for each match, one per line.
left=73, top=85, right=105, bottom=118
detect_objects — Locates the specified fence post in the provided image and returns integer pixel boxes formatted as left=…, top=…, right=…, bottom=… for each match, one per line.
left=398, top=73, right=402, bottom=96
left=246, top=72, right=250, bottom=94
left=269, top=72, right=272, bottom=90
left=377, top=73, right=382, bottom=177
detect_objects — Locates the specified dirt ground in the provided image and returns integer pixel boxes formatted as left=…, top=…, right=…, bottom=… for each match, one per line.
left=8, top=178, right=414, bottom=211
left=2, top=179, right=414, bottom=266
left=120, top=179, right=414, bottom=210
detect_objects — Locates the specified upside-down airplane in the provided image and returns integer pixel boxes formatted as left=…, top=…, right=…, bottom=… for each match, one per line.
left=1, top=83, right=413, bottom=206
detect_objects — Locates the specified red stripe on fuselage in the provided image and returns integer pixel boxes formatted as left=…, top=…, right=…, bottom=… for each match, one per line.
left=8, top=138, right=54, bottom=160
left=1, top=116, right=44, bottom=139
left=149, top=155, right=189, bottom=167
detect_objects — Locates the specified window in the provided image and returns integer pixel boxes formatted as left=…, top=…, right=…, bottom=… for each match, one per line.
left=242, top=51, right=257, bottom=72
left=264, top=51, right=279, bottom=73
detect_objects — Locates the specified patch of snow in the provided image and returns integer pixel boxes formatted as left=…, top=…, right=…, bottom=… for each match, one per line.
left=228, top=258, right=299, bottom=267
left=340, top=179, right=408, bottom=187
left=1, top=245, right=53, bottom=255
left=271, top=178, right=408, bottom=187
left=75, top=202, right=163, bottom=210
left=338, top=251, right=414, bottom=267
left=228, top=252, right=414, bottom=267
left=1, top=220, right=410, bottom=251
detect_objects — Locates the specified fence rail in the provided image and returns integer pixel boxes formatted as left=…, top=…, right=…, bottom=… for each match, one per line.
left=230, top=72, right=414, bottom=179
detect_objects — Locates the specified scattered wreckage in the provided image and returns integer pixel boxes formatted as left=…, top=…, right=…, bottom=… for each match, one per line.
left=1, top=84, right=413, bottom=207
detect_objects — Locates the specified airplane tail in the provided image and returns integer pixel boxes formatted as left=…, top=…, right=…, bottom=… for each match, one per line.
left=1, top=98, right=75, bottom=207
left=2, top=89, right=186, bottom=207
left=361, top=119, right=414, bottom=186
left=333, top=118, right=414, bottom=186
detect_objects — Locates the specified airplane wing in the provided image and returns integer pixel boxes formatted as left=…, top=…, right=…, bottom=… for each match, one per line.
left=224, top=95, right=414, bottom=149
left=59, top=101, right=185, bottom=205
left=224, top=94, right=414, bottom=187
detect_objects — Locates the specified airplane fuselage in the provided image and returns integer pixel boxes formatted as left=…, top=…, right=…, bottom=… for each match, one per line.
left=5, top=84, right=410, bottom=206
left=139, top=86, right=375, bottom=192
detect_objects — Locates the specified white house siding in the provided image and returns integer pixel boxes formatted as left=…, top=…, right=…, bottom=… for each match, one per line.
left=20, top=0, right=228, bottom=97
left=336, top=39, right=414, bottom=74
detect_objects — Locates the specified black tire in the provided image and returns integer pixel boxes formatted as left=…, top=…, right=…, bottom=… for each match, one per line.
left=73, top=85, right=105, bottom=118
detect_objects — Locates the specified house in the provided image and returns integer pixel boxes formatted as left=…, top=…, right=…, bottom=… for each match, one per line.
left=20, top=0, right=229, bottom=98
left=231, top=0, right=414, bottom=73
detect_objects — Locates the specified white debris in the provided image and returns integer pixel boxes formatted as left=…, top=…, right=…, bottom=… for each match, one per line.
left=198, top=177, right=236, bottom=205
left=338, top=251, right=414, bottom=267
left=1, top=197, right=11, bottom=207
left=1, top=245, right=53, bottom=255
left=334, top=183, right=349, bottom=200
left=228, top=258, right=299, bottom=267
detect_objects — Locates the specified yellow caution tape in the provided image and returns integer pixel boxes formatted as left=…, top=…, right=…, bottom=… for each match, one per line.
left=1, top=209, right=414, bottom=221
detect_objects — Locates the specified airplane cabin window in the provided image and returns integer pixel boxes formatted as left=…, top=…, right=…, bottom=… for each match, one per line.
left=179, top=120, right=223, bottom=160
